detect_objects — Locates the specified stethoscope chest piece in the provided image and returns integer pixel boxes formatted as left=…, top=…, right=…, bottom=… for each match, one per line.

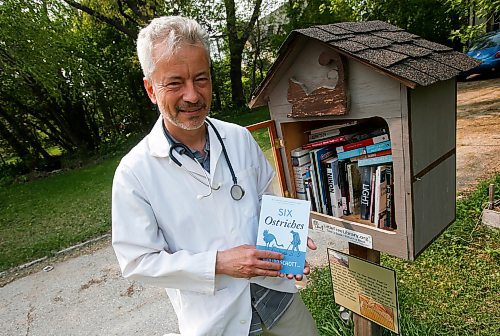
left=230, top=184, right=245, bottom=201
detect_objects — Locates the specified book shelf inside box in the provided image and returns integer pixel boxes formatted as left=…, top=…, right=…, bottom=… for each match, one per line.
left=281, top=118, right=408, bottom=258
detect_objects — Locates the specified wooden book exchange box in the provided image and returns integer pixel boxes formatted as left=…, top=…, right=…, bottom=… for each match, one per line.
left=250, top=21, right=480, bottom=260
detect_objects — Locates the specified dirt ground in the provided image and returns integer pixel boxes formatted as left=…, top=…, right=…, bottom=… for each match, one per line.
left=456, top=77, right=500, bottom=193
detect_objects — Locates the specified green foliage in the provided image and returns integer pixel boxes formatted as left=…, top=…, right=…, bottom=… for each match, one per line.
left=302, top=174, right=500, bottom=335
left=448, top=0, right=500, bottom=47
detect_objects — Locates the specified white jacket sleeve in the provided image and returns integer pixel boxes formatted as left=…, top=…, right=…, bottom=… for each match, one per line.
left=111, top=164, right=216, bottom=294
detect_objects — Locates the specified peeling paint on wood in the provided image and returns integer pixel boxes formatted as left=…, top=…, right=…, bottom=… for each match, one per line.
left=287, top=50, right=348, bottom=117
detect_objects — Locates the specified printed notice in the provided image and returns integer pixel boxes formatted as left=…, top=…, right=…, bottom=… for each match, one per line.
left=328, top=248, right=400, bottom=333
left=311, top=219, right=373, bottom=248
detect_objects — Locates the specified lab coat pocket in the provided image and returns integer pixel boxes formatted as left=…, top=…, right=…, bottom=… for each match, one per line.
left=178, top=287, right=232, bottom=335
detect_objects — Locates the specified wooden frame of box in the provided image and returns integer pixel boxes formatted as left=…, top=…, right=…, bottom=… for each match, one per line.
left=249, top=25, right=479, bottom=260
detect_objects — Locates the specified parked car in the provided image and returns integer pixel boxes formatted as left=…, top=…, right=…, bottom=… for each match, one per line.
left=461, top=30, right=500, bottom=79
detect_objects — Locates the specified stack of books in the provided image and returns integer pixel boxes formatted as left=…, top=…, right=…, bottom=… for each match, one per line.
left=291, top=122, right=396, bottom=230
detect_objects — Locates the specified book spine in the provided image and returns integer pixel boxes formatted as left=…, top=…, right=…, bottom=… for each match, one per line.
left=309, top=128, right=340, bottom=142
left=384, top=166, right=393, bottom=229
left=337, top=147, right=366, bottom=161
left=304, top=177, right=316, bottom=212
left=369, top=169, right=376, bottom=223
left=338, top=161, right=350, bottom=216
left=293, top=165, right=308, bottom=200
left=308, top=152, right=322, bottom=213
left=378, top=166, right=388, bottom=228
left=358, top=154, right=393, bottom=167
left=374, top=166, right=383, bottom=226
left=349, top=163, right=362, bottom=215
left=336, top=134, right=389, bottom=153
left=347, top=163, right=355, bottom=214
left=360, top=166, right=372, bottom=220
left=365, top=140, right=391, bottom=154
left=325, top=162, right=336, bottom=216
left=349, top=149, right=392, bottom=162
left=302, top=135, right=348, bottom=149
left=329, top=159, right=344, bottom=217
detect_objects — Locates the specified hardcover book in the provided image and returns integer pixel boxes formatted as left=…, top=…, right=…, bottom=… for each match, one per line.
left=256, top=195, right=311, bottom=275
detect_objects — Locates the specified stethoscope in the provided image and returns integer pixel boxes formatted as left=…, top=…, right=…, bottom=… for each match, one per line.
left=163, top=118, right=245, bottom=201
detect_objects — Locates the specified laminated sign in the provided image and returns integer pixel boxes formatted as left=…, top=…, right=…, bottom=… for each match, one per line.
left=256, top=195, right=311, bottom=274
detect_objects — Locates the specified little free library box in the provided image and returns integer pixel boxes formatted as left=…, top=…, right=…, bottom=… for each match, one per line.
left=250, top=21, right=480, bottom=260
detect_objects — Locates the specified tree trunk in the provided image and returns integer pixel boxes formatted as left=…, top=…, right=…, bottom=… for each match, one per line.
left=224, top=0, right=263, bottom=107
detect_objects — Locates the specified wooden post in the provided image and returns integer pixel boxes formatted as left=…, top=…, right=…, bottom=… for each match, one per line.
left=488, top=184, right=495, bottom=210
left=348, top=243, right=382, bottom=336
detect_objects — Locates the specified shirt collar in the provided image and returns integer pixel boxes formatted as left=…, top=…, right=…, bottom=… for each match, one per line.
left=147, top=115, right=223, bottom=158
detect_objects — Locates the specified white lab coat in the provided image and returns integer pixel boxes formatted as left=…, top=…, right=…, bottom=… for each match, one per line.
left=112, top=116, right=297, bottom=335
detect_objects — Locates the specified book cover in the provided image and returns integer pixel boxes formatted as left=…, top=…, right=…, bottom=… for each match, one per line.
left=366, top=140, right=391, bottom=154
left=325, top=157, right=343, bottom=217
left=336, top=134, right=389, bottom=153
left=256, top=195, right=311, bottom=275
left=358, top=155, right=393, bottom=167
left=374, top=166, right=388, bottom=227
left=360, top=166, right=373, bottom=220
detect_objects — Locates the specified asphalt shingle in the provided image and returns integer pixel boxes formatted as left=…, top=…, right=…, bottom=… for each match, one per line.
left=350, top=34, right=394, bottom=48
left=372, top=30, right=419, bottom=43
left=354, top=48, right=409, bottom=67
left=428, top=51, right=482, bottom=71
left=386, top=43, right=433, bottom=57
left=329, top=39, right=370, bottom=53
left=387, top=63, right=438, bottom=86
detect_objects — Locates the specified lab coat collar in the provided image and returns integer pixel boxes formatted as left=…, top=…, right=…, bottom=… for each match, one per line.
left=148, top=115, right=226, bottom=167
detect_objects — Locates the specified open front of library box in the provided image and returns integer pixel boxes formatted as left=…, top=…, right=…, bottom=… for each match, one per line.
left=250, top=21, right=480, bottom=333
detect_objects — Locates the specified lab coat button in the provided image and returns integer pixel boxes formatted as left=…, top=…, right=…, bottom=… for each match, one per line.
left=240, top=320, right=246, bottom=324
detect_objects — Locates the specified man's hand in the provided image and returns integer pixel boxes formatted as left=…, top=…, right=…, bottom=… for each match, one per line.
left=281, top=237, right=317, bottom=281
left=216, top=245, right=283, bottom=278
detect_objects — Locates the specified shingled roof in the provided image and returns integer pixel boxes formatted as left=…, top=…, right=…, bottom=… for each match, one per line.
left=250, top=21, right=480, bottom=107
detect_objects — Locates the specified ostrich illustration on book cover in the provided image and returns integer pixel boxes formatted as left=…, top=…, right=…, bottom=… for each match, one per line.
left=256, top=195, right=311, bottom=274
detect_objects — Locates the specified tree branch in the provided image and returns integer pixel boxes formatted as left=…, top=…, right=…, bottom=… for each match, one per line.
left=117, top=0, right=139, bottom=26
left=242, top=0, right=263, bottom=43
left=123, top=0, right=150, bottom=22
left=61, top=0, right=137, bottom=38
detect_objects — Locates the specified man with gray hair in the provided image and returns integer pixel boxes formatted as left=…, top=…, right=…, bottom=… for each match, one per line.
left=112, top=16, right=318, bottom=335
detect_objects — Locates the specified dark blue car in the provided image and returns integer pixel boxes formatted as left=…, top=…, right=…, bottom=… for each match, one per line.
left=463, top=30, right=500, bottom=78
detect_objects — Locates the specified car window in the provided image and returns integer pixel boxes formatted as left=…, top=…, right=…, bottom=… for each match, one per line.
left=469, top=32, right=500, bottom=51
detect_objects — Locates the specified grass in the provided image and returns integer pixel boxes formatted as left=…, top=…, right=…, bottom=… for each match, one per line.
left=0, top=157, right=120, bottom=271
left=301, top=174, right=500, bottom=335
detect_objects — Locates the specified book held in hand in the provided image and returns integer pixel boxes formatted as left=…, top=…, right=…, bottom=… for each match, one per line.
left=256, top=195, right=311, bottom=275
